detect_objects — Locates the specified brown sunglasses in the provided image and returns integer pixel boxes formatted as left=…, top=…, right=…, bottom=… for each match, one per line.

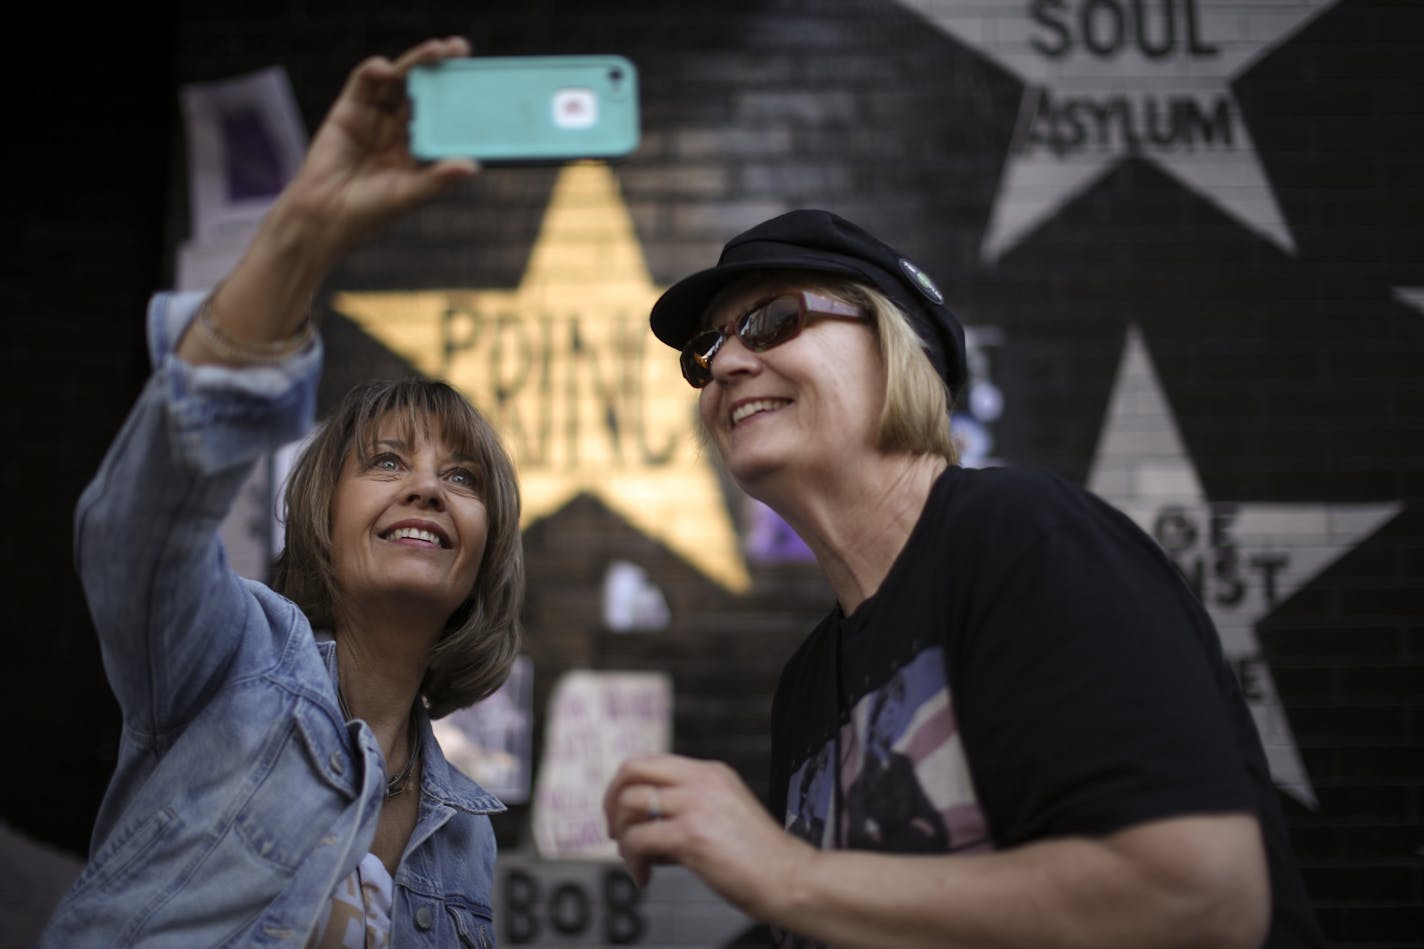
left=679, top=291, right=866, bottom=388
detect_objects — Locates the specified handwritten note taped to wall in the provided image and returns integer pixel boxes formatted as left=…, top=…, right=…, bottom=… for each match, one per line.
left=532, top=670, right=672, bottom=860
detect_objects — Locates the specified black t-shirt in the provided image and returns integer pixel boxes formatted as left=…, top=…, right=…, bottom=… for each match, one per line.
left=769, top=465, right=1324, bottom=948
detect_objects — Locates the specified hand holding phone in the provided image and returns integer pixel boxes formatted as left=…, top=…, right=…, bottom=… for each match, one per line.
left=408, top=55, right=640, bottom=163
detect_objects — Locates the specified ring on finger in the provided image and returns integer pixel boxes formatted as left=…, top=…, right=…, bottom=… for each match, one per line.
left=646, top=787, right=662, bottom=821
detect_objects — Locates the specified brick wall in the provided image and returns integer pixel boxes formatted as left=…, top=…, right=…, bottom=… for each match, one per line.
left=3, top=1, right=176, bottom=854
left=5, top=1, right=1420, bottom=945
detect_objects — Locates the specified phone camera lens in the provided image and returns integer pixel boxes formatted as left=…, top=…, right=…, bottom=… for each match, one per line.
left=609, top=67, right=624, bottom=83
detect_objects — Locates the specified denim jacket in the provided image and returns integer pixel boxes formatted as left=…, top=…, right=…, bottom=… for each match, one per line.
left=40, top=292, right=503, bottom=948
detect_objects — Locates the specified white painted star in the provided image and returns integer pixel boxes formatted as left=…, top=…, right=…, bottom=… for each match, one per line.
left=1086, top=326, right=1399, bottom=807
left=1394, top=287, right=1424, bottom=314
left=894, top=0, right=1338, bottom=262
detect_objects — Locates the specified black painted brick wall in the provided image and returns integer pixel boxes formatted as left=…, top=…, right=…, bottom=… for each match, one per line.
left=5, top=1, right=1420, bottom=944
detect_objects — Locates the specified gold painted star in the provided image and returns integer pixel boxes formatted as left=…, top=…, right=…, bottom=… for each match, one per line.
left=334, top=163, right=749, bottom=592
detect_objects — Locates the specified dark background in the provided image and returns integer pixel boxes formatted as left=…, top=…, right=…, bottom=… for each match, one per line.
left=4, top=1, right=1421, bottom=945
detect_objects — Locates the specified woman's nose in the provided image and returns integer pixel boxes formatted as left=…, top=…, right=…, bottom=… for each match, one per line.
left=404, top=467, right=446, bottom=508
left=709, top=331, right=759, bottom=382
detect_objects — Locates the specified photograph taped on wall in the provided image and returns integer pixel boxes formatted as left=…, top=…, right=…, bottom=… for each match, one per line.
left=433, top=656, right=535, bottom=804
left=180, top=65, right=307, bottom=244
left=532, top=671, right=671, bottom=860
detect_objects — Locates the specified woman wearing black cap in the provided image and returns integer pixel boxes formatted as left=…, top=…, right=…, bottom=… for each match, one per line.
left=604, top=211, right=1324, bottom=948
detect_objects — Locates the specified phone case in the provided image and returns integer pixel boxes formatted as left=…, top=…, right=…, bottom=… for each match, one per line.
left=408, top=55, right=640, bottom=162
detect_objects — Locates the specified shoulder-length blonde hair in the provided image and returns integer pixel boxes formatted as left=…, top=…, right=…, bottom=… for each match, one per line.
left=827, top=278, right=959, bottom=463
left=272, top=378, right=524, bottom=718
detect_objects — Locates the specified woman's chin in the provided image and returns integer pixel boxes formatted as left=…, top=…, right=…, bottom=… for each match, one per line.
left=722, top=449, right=791, bottom=495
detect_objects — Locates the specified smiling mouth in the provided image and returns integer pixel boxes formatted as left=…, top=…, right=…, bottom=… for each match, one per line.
left=731, top=398, right=790, bottom=426
left=381, top=526, right=450, bottom=548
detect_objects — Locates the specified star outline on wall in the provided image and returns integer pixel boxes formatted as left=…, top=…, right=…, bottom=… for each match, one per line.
left=893, top=0, right=1339, bottom=263
left=1086, top=325, right=1399, bottom=807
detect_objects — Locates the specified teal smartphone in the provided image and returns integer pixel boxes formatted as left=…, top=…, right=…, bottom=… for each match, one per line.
left=408, top=55, right=640, bottom=163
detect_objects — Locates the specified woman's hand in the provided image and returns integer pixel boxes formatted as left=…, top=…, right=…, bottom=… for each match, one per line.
left=276, top=35, right=479, bottom=266
left=603, top=754, right=817, bottom=920
left=179, top=37, right=478, bottom=366
left=609, top=757, right=1269, bottom=949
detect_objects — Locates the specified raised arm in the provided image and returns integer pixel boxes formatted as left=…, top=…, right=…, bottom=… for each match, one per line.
left=178, top=35, right=478, bottom=367
left=76, top=37, right=478, bottom=736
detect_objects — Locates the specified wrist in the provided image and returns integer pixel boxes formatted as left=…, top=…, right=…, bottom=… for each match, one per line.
left=752, top=835, right=821, bottom=925
left=252, top=192, right=349, bottom=281
left=192, top=285, right=316, bottom=365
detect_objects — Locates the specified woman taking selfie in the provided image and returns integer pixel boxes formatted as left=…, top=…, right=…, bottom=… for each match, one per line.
left=40, top=37, right=523, bottom=947
left=605, top=210, right=1325, bottom=948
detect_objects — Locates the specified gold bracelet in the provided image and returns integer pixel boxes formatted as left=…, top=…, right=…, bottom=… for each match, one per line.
left=194, top=289, right=316, bottom=365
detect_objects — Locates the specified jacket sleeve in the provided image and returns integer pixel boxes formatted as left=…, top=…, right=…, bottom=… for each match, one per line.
left=73, top=290, right=322, bottom=745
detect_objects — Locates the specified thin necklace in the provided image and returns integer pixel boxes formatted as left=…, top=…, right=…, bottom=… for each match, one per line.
left=337, top=683, right=422, bottom=800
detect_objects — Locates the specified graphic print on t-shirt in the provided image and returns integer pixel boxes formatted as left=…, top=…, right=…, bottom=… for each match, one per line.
left=782, top=647, right=990, bottom=853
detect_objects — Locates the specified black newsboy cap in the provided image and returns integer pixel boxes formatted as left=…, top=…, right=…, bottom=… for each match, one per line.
left=649, top=209, right=967, bottom=398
